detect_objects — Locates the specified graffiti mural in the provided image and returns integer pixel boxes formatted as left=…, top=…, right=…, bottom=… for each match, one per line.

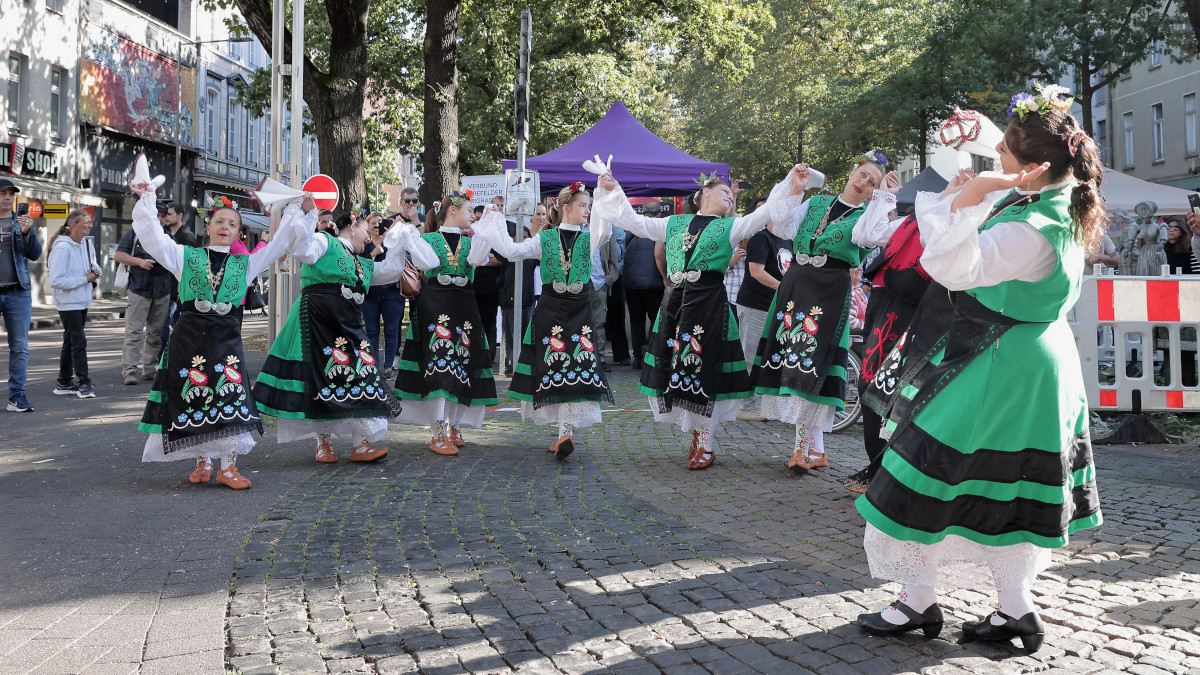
left=81, top=23, right=198, bottom=147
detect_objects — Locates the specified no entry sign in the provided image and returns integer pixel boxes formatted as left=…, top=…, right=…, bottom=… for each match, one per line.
left=303, top=174, right=340, bottom=211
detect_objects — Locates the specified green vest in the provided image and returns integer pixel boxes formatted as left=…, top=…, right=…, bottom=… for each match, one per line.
left=665, top=215, right=735, bottom=275
left=793, top=195, right=870, bottom=266
left=299, top=232, right=375, bottom=291
left=539, top=227, right=592, bottom=286
left=421, top=231, right=476, bottom=280
left=180, top=246, right=248, bottom=304
left=968, top=185, right=1081, bottom=322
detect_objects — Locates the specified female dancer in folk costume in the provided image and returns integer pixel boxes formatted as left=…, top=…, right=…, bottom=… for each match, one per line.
left=253, top=211, right=436, bottom=463
left=477, top=183, right=614, bottom=459
left=751, top=153, right=901, bottom=475
left=131, top=176, right=313, bottom=489
left=856, top=86, right=1104, bottom=653
left=592, top=166, right=808, bottom=470
left=393, top=190, right=500, bottom=455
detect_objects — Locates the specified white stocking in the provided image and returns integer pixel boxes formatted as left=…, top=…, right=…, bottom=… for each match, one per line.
left=435, top=419, right=450, bottom=437
left=881, top=584, right=938, bottom=624
left=220, top=452, right=236, bottom=470
left=559, top=422, right=573, bottom=438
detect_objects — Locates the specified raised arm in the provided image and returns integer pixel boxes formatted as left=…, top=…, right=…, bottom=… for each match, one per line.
left=730, top=167, right=809, bottom=243
left=130, top=189, right=185, bottom=278
left=474, top=207, right=542, bottom=261
left=591, top=177, right=669, bottom=241
left=245, top=200, right=317, bottom=280
left=851, top=193, right=902, bottom=248
left=371, top=222, right=438, bottom=283
left=914, top=190, right=1056, bottom=291
left=466, top=230, right=494, bottom=267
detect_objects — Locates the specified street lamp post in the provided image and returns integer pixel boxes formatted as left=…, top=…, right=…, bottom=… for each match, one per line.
left=174, top=36, right=252, bottom=206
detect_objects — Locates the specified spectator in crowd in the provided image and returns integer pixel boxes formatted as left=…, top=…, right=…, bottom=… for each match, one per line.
left=1164, top=215, right=1199, bottom=274
left=606, top=226, right=631, bottom=366
left=317, top=209, right=334, bottom=232
left=735, top=206, right=792, bottom=420
left=849, top=267, right=869, bottom=330
left=362, top=214, right=405, bottom=378
left=115, top=208, right=174, bottom=386
left=502, top=212, right=538, bottom=376
left=474, top=205, right=508, bottom=369
left=394, top=187, right=425, bottom=226
left=590, top=223, right=622, bottom=372
left=158, top=202, right=196, bottom=350
left=723, top=191, right=756, bottom=306
left=623, top=200, right=667, bottom=369
left=48, top=209, right=101, bottom=399
left=0, top=178, right=40, bottom=412
left=1084, top=223, right=1120, bottom=275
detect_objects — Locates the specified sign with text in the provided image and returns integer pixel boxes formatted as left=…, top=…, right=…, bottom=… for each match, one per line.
left=0, top=142, right=58, bottom=178
left=503, top=170, right=540, bottom=217
left=462, top=175, right=505, bottom=207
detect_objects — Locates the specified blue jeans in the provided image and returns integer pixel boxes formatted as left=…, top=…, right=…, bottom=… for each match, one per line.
left=0, top=289, right=32, bottom=398
left=360, top=291, right=404, bottom=369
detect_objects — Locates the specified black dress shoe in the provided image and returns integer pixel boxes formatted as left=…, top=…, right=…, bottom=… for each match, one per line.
left=601, top=362, right=610, bottom=372
left=616, top=358, right=631, bottom=366
left=960, top=611, right=1045, bottom=654
left=857, top=601, right=943, bottom=639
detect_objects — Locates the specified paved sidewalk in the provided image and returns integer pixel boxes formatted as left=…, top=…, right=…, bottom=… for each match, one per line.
left=0, top=316, right=1197, bottom=674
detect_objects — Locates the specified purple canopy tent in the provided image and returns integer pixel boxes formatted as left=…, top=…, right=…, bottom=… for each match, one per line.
left=501, top=101, right=729, bottom=197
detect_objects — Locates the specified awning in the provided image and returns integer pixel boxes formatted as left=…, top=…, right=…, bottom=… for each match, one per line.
left=10, top=176, right=104, bottom=208
left=240, top=212, right=271, bottom=233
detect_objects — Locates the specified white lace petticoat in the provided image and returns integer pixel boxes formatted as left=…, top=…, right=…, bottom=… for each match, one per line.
left=141, top=429, right=255, bottom=462
left=647, top=396, right=744, bottom=432
left=276, top=417, right=388, bottom=443
left=864, top=523, right=1052, bottom=590
left=761, top=395, right=835, bottom=429
left=395, top=397, right=487, bottom=428
left=520, top=401, right=603, bottom=428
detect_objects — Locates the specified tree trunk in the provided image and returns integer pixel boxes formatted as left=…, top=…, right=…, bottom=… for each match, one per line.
left=423, top=0, right=461, bottom=210
left=232, top=0, right=370, bottom=214
left=1185, top=0, right=1200, bottom=52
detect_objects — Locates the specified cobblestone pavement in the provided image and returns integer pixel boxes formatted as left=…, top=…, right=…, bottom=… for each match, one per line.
left=225, top=374, right=1200, bottom=675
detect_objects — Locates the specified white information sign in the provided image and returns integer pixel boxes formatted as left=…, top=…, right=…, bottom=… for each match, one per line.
left=504, top=170, right=540, bottom=217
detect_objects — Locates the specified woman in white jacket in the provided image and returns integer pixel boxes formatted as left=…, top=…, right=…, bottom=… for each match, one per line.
left=48, top=210, right=102, bottom=399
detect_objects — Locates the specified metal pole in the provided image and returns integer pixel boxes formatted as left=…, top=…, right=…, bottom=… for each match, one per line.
left=287, top=0, right=306, bottom=310
left=266, top=0, right=286, bottom=348
left=512, top=9, right=531, bottom=369
left=173, top=40, right=183, bottom=202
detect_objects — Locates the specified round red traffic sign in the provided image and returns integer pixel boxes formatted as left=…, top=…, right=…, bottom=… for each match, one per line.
left=303, top=174, right=340, bottom=211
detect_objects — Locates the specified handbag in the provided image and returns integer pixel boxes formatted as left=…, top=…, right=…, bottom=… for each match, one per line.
left=113, top=234, right=138, bottom=297
left=399, top=260, right=422, bottom=298
left=245, top=279, right=267, bottom=312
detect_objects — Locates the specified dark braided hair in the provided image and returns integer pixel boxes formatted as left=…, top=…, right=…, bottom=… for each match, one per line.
left=1003, top=108, right=1105, bottom=248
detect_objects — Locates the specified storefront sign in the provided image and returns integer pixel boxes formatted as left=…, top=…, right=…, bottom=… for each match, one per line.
left=26, top=202, right=43, bottom=218
left=0, top=141, right=59, bottom=178
left=42, top=204, right=69, bottom=218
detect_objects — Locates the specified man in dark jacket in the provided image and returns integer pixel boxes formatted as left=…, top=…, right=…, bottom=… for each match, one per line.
left=622, top=200, right=667, bottom=369
left=0, top=178, right=42, bottom=412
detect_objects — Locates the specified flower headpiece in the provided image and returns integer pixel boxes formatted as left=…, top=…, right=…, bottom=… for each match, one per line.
left=556, top=182, right=587, bottom=207
left=441, top=189, right=474, bottom=210
left=1006, top=83, right=1074, bottom=122
left=692, top=172, right=723, bottom=199
left=857, top=150, right=888, bottom=168
left=349, top=202, right=366, bottom=223
left=1067, top=129, right=1091, bottom=158
left=201, top=195, right=240, bottom=223
left=938, top=107, right=984, bottom=149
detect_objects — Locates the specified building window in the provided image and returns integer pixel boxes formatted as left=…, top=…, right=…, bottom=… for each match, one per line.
left=1122, top=112, right=1134, bottom=167
left=228, top=38, right=241, bottom=62
left=309, top=139, right=318, bottom=175
left=283, top=126, right=291, bottom=167
left=227, top=98, right=240, bottom=161
left=247, top=117, right=257, bottom=167
left=1095, top=119, right=1108, bottom=167
left=45, top=0, right=64, bottom=13
left=1150, top=41, right=1162, bottom=69
left=206, top=87, right=220, bottom=155
left=49, top=68, right=62, bottom=138
left=248, top=42, right=258, bottom=68
left=1152, top=103, right=1164, bottom=162
left=1186, top=93, right=1198, bottom=156
left=6, top=54, right=22, bottom=129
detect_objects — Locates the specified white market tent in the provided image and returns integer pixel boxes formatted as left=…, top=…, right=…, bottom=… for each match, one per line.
left=1101, top=168, right=1197, bottom=214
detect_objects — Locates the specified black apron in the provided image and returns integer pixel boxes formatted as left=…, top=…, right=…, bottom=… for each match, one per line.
left=298, top=283, right=392, bottom=420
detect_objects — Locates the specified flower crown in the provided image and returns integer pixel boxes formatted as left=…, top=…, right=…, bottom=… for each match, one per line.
left=1007, top=83, right=1074, bottom=122
left=441, top=189, right=474, bottom=209
left=692, top=172, right=724, bottom=198
left=857, top=150, right=888, bottom=168
left=938, top=107, right=985, bottom=149
left=201, top=195, right=239, bottom=223
left=556, top=181, right=587, bottom=207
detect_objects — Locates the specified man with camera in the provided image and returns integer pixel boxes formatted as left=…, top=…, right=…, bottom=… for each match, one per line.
left=0, top=178, right=42, bottom=412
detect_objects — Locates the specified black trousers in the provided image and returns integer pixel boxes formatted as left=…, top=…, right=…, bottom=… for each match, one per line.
left=625, top=286, right=664, bottom=362
left=475, top=292, right=502, bottom=365
left=606, top=277, right=630, bottom=362
left=58, top=309, right=90, bottom=386
left=502, top=302, right=533, bottom=368
left=861, top=406, right=886, bottom=479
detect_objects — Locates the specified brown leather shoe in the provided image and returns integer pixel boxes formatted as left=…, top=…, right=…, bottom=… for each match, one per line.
left=549, top=434, right=575, bottom=460
left=188, top=458, right=213, bottom=484
left=450, top=428, right=465, bottom=447
left=809, top=453, right=829, bottom=468
left=686, top=432, right=714, bottom=470
left=215, top=465, right=252, bottom=489
left=349, top=441, right=387, bottom=462
left=315, top=437, right=338, bottom=463
left=787, top=449, right=814, bottom=475
left=430, top=435, right=459, bottom=455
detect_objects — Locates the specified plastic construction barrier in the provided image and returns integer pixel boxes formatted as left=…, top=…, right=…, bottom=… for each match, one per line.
left=1069, top=271, right=1200, bottom=412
